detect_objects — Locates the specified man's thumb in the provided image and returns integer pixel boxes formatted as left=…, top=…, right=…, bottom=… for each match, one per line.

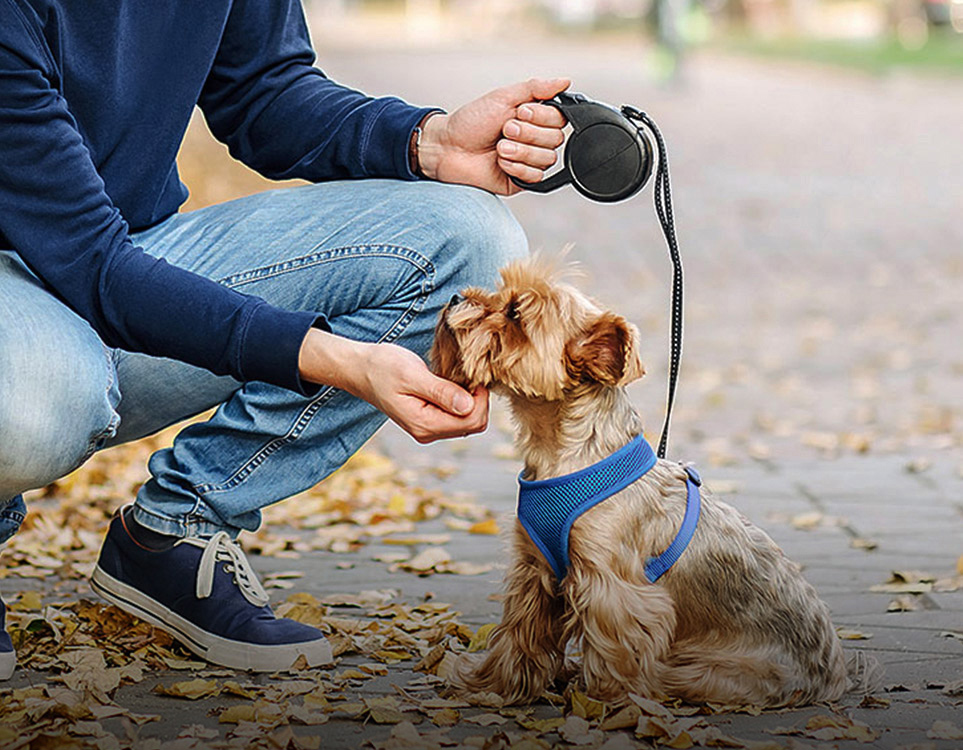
left=524, top=77, right=571, bottom=102
left=425, top=376, right=473, bottom=416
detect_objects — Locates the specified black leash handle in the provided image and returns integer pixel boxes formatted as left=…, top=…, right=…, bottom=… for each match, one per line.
left=621, top=106, right=683, bottom=460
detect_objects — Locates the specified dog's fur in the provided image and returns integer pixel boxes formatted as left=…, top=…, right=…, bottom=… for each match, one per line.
left=430, top=255, right=880, bottom=707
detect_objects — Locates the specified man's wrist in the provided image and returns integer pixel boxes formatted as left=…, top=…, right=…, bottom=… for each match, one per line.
left=298, top=327, right=368, bottom=393
left=411, top=112, right=447, bottom=180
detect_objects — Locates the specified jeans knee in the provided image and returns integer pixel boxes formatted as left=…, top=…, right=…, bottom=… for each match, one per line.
left=420, top=183, right=529, bottom=291
left=0, top=337, right=119, bottom=498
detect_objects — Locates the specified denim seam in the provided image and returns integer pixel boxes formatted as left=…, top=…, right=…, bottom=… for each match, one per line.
left=215, top=244, right=435, bottom=290
left=192, top=246, right=435, bottom=497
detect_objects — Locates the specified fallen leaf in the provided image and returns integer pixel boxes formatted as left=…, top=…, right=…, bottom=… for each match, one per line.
left=927, top=720, right=963, bottom=740
left=468, top=623, right=498, bottom=653
left=468, top=519, right=499, bottom=535
left=366, top=697, right=406, bottom=724
left=888, top=595, right=922, bottom=612
left=463, top=712, right=507, bottom=726
left=154, top=678, right=221, bottom=700
left=836, top=627, right=872, bottom=640
left=600, top=705, right=642, bottom=730
left=559, top=715, right=604, bottom=745
left=429, top=708, right=460, bottom=727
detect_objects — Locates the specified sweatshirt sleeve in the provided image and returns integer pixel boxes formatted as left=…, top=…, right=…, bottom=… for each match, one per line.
left=198, top=0, right=440, bottom=182
left=0, top=8, right=323, bottom=393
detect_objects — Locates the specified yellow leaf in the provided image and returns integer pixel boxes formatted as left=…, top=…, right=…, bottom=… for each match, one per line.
left=957, top=555, right=963, bottom=576
left=600, top=705, right=641, bottom=730
left=468, top=623, right=498, bottom=653
left=836, top=627, right=872, bottom=640
left=365, top=697, right=405, bottom=724
left=430, top=708, right=460, bottom=727
left=15, top=591, right=43, bottom=611
left=219, top=705, right=256, bottom=724
left=337, top=668, right=369, bottom=680
left=304, top=691, right=331, bottom=711
left=468, top=519, right=500, bottom=535
left=155, top=678, right=221, bottom=700
left=374, top=650, right=412, bottom=663
left=517, top=716, right=565, bottom=732
left=569, top=690, right=605, bottom=720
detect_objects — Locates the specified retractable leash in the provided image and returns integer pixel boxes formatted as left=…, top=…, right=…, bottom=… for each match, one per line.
left=512, top=91, right=684, bottom=459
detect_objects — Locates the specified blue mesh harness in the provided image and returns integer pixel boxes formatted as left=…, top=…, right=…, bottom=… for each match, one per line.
left=516, top=434, right=702, bottom=583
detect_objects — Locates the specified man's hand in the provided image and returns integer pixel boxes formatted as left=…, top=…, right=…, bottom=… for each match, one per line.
left=299, top=328, right=488, bottom=444
left=417, top=78, right=571, bottom=195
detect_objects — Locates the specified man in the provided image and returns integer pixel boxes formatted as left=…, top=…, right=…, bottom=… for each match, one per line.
left=0, top=0, right=569, bottom=678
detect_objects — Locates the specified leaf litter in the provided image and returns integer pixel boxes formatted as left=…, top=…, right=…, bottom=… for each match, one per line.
left=0, top=424, right=911, bottom=749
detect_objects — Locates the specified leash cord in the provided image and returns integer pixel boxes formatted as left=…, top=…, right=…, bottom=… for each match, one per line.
left=621, top=106, right=683, bottom=460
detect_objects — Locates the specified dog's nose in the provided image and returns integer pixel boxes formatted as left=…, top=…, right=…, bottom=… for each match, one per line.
left=448, top=294, right=462, bottom=307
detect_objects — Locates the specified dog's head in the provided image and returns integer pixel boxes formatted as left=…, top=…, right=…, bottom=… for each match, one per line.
left=431, top=255, right=645, bottom=401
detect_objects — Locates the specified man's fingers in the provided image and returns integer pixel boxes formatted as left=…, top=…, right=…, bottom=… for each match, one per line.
left=496, top=139, right=558, bottom=170
left=502, top=119, right=565, bottom=150
left=406, top=386, right=490, bottom=444
left=498, top=157, right=544, bottom=185
left=516, top=102, right=567, bottom=129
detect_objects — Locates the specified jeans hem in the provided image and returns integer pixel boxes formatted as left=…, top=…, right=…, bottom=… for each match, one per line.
left=131, top=502, right=237, bottom=541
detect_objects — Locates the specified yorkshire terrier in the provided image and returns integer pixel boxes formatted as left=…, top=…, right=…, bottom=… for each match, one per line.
left=430, top=255, right=879, bottom=707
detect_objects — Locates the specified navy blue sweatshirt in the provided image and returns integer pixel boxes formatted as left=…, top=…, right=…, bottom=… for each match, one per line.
left=0, top=0, right=436, bottom=392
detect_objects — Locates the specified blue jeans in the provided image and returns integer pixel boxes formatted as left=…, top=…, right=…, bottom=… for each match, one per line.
left=0, top=180, right=527, bottom=542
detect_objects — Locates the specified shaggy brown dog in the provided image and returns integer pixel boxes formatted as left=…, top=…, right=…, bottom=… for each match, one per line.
left=430, top=255, right=879, bottom=707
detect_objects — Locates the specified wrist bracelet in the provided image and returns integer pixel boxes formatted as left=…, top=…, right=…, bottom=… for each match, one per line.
left=408, top=126, right=423, bottom=176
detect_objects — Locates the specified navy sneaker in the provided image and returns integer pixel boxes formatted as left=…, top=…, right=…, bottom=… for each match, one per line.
left=90, top=513, right=333, bottom=672
left=1, top=593, right=15, bottom=680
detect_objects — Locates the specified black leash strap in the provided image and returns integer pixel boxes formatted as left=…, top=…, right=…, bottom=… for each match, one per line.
left=621, top=106, right=683, bottom=460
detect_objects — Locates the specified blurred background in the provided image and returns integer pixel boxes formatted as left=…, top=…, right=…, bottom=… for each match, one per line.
left=178, top=0, right=961, bottom=470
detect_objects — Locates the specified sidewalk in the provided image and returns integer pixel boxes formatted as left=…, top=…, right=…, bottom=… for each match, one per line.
left=2, top=33, right=961, bottom=750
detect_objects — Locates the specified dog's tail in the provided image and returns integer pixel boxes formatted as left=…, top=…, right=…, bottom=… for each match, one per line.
left=845, top=650, right=884, bottom=695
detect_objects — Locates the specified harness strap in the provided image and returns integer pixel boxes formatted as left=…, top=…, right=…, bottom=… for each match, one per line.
left=516, top=436, right=701, bottom=582
left=644, top=466, right=702, bottom=583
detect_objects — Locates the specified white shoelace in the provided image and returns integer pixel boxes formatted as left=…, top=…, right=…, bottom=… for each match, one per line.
left=184, top=531, right=270, bottom=607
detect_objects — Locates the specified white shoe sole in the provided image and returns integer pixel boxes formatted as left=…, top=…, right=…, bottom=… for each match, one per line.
left=90, top=565, right=333, bottom=672
left=0, top=649, right=14, bottom=680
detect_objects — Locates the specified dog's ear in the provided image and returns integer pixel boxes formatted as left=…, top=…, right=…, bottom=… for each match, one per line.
left=565, top=313, right=645, bottom=387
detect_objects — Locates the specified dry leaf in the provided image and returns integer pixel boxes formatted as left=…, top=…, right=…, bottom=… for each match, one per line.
left=154, top=678, right=221, bottom=700
left=365, top=697, right=406, bottom=724
left=559, top=715, right=604, bottom=745
left=463, top=712, right=507, bottom=726
left=517, top=716, right=566, bottom=732
left=468, top=519, right=500, bottom=535
left=429, top=708, right=460, bottom=727
left=927, top=720, right=963, bottom=740
left=468, top=623, right=498, bottom=653
left=836, top=627, right=872, bottom=640
left=888, top=595, right=921, bottom=612
left=401, top=547, right=452, bottom=574
left=600, top=705, right=642, bottom=730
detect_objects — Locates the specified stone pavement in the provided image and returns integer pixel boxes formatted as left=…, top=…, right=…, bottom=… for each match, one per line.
left=3, top=30, right=962, bottom=750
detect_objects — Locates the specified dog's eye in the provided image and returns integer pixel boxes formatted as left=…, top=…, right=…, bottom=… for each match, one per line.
left=505, top=300, right=520, bottom=321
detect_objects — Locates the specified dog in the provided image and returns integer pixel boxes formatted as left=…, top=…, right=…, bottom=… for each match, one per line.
left=430, top=255, right=879, bottom=707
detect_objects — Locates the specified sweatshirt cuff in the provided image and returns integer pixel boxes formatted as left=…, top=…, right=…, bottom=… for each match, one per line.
left=385, top=104, right=445, bottom=180
left=238, top=303, right=329, bottom=395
